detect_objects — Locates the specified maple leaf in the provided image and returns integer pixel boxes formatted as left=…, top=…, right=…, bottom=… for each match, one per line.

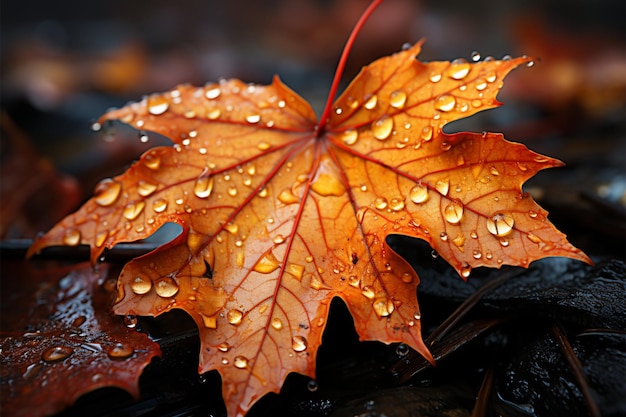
left=28, top=1, right=591, bottom=415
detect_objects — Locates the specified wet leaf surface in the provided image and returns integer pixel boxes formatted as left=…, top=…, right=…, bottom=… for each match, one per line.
left=0, top=260, right=161, bottom=417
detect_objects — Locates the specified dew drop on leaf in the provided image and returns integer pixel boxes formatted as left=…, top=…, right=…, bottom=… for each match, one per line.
left=94, top=179, right=122, bottom=206
left=435, top=179, right=450, bottom=196
left=434, top=95, right=456, bottom=112
left=217, top=342, right=230, bottom=352
left=131, top=275, right=152, bottom=295
left=107, top=343, right=134, bottom=359
left=285, top=263, right=305, bottom=281
left=253, top=251, right=281, bottom=274
left=420, top=126, right=433, bottom=141
left=311, top=173, right=346, bottom=197
left=226, top=309, right=243, bottom=325
left=123, top=201, right=146, bottom=220
left=389, top=90, right=407, bottom=109
left=234, top=355, right=248, bottom=369
left=363, top=94, right=378, bottom=109
left=291, top=335, right=308, bottom=352
left=152, top=198, right=168, bottom=213
left=95, top=231, right=108, bottom=247
left=486, top=213, right=515, bottom=237
left=42, top=346, right=74, bottom=362
left=148, top=97, right=169, bottom=115
left=447, top=58, right=470, bottom=79
left=245, top=114, right=261, bottom=124
left=429, top=72, right=442, bottom=83
left=277, top=189, right=299, bottom=204
left=372, top=298, right=394, bottom=318
left=155, top=277, right=179, bottom=298
left=409, top=183, right=429, bottom=204
left=201, top=313, right=218, bottom=329
left=124, top=314, right=138, bottom=328
left=137, top=180, right=157, bottom=197
left=341, top=128, right=358, bottom=145
left=361, top=286, right=375, bottom=299
left=374, top=197, right=388, bottom=210
left=63, top=229, right=81, bottom=246
left=389, top=196, right=405, bottom=211
left=205, top=86, right=221, bottom=100
left=460, top=262, right=471, bottom=278
left=527, top=232, right=543, bottom=244
left=443, top=201, right=464, bottom=224
left=371, top=115, right=393, bottom=140
left=348, top=275, right=360, bottom=287
left=144, top=153, right=161, bottom=170
left=270, top=317, right=283, bottom=330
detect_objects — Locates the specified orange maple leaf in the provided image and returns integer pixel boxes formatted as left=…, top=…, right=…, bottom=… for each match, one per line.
left=28, top=1, right=591, bottom=415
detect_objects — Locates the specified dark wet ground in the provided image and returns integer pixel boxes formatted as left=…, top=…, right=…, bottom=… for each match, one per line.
left=1, top=0, right=624, bottom=416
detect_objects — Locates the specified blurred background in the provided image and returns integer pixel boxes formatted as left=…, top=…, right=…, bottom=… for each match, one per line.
left=1, top=0, right=624, bottom=257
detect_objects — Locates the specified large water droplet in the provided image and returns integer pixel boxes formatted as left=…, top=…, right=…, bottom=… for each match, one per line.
left=435, top=95, right=456, bottom=112
left=63, top=229, right=81, bottom=246
left=205, top=86, right=221, bottom=100
left=155, top=277, right=179, bottom=298
left=153, top=198, right=168, bottom=213
left=194, top=175, right=214, bottom=199
left=94, top=179, right=122, bottom=206
left=460, top=262, right=471, bottom=278
left=245, top=114, right=261, bottom=124
left=254, top=251, right=280, bottom=274
left=107, top=343, right=134, bottom=359
left=443, top=201, right=464, bottom=224
left=278, top=188, right=299, bottom=204
left=389, top=196, right=405, bottom=211
left=137, top=180, right=157, bottom=197
left=361, top=286, right=375, bottom=299
left=226, top=309, right=243, bottom=325
left=131, top=275, right=152, bottom=294
left=429, top=72, right=442, bottom=83
left=123, top=201, right=146, bottom=220
left=374, top=197, right=388, bottom=210
left=292, top=335, right=308, bottom=352
left=447, top=58, right=471, bottom=79
left=341, top=129, right=358, bottom=145
left=435, top=179, right=450, bottom=196
left=372, top=298, right=394, bottom=318
left=148, top=96, right=169, bottom=115
left=311, top=173, right=345, bottom=196
left=389, top=90, right=407, bottom=109
left=409, top=183, right=429, bottom=204
left=271, top=317, right=283, bottom=330
left=144, top=153, right=161, bottom=170
left=286, top=263, right=305, bottom=281
left=371, top=115, right=393, bottom=140
left=486, top=213, right=515, bottom=237
left=364, top=94, right=378, bottom=110
left=224, top=222, right=238, bottom=235
left=234, top=355, right=248, bottom=369
left=42, top=346, right=74, bottom=362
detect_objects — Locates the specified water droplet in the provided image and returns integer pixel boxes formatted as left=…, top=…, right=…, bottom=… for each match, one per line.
left=452, top=234, right=465, bottom=249
left=435, top=95, right=456, bottom=112
left=371, top=115, right=393, bottom=140
left=292, top=335, right=308, bottom=352
left=517, top=162, right=529, bottom=172
left=470, top=231, right=478, bottom=239
left=94, top=179, right=122, bottom=206
left=124, top=314, right=137, bottom=328
left=419, top=126, right=433, bottom=142
left=439, top=232, right=448, bottom=241
left=278, top=188, right=299, bottom=204
left=435, top=179, right=450, bottom=196
left=246, top=114, right=261, bottom=124
left=254, top=251, right=280, bottom=274
left=348, top=275, right=360, bottom=287
left=224, top=222, right=238, bottom=235
left=361, top=286, right=375, bottom=299
left=396, top=343, right=409, bottom=357
left=389, top=90, right=407, bottom=109
left=131, top=275, right=152, bottom=295
left=194, top=175, right=214, bottom=199
left=138, top=131, right=149, bottom=143
left=447, top=58, right=471, bottom=79
left=486, top=72, right=497, bottom=83
left=311, top=173, right=345, bottom=196
left=409, top=183, right=429, bottom=204
left=475, top=79, right=487, bottom=91
left=499, top=238, right=510, bottom=247
left=42, top=346, right=74, bottom=362
left=137, top=180, right=157, bottom=197
left=153, top=198, right=168, bottom=213
left=307, top=379, right=319, bottom=392
left=489, top=166, right=500, bottom=176
left=431, top=250, right=439, bottom=259
left=470, top=51, right=481, bottom=61
left=389, top=196, right=405, bottom=211
left=374, top=197, right=388, bottom=210
left=218, top=342, right=230, bottom=352
left=486, top=213, right=515, bottom=237
left=285, top=263, right=305, bottom=281
left=271, top=317, right=283, bottom=330
left=228, top=186, right=238, bottom=197
left=364, top=94, right=378, bottom=110
left=527, top=232, right=542, bottom=244
left=205, top=86, right=221, bottom=100
left=226, top=309, right=243, bottom=325
left=443, top=201, right=464, bottom=224
left=107, top=343, right=134, bottom=359
left=471, top=99, right=482, bottom=108
left=460, top=262, right=471, bottom=278
left=148, top=97, right=169, bottom=115
left=341, top=128, right=358, bottom=145
left=401, top=272, right=413, bottom=283
left=155, top=277, right=179, bottom=298
left=123, top=201, right=146, bottom=220
left=144, top=153, right=161, bottom=170
left=234, top=355, right=248, bottom=369
left=429, top=72, right=442, bottom=83
left=273, top=234, right=286, bottom=245
left=472, top=250, right=482, bottom=259
left=200, top=313, right=217, bottom=329
left=372, top=298, right=394, bottom=318
left=526, top=59, right=535, bottom=68
left=63, top=229, right=81, bottom=246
